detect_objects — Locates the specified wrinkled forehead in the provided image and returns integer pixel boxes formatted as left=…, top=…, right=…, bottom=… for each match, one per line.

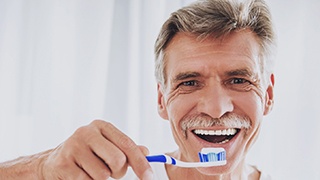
left=163, top=30, right=262, bottom=82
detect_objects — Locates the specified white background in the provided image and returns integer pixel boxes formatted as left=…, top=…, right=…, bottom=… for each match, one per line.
left=0, top=0, right=319, bottom=179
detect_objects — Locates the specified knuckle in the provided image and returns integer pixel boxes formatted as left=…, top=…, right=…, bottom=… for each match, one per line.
left=72, top=125, right=98, bottom=144
left=106, top=152, right=128, bottom=179
left=91, top=120, right=116, bottom=132
left=99, top=169, right=111, bottom=180
left=69, top=173, right=85, bottom=180
left=110, top=152, right=127, bottom=170
left=111, top=171, right=127, bottom=180
left=91, top=119, right=108, bottom=127
left=110, top=164, right=128, bottom=180
left=118, top=136, right=136, bottom=151
left=101, top=121, right=115, bottom=131
left=74, top=126, right=91, bottom=137
left=92, top=169, right=111, bottom=180
left=91, top=119, right=103, bottom=125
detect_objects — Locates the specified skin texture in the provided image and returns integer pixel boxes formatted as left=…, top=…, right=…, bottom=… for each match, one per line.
left=157, top=30, right=274, bottom=179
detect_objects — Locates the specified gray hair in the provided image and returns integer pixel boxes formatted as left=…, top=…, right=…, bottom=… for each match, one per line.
left=154, top=0, right=276, bottom=86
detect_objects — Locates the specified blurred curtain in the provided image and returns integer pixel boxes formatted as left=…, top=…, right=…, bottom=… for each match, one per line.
left=0, top=0, right=116, bottom=157
left=0, top=0, right=319, bottom=179
left=0, top=0, right=182, bottom=161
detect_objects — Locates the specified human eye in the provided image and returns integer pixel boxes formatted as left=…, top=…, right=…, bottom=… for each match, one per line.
left=176, top=80, right=203, bottom=92
left=230, top=78, right=250, bottom=84
left=225, top=78, right=253, bottom=91
left=181, top=80, right=198, bottom=87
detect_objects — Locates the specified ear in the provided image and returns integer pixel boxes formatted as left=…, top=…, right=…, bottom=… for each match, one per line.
left=263, top=73, right=275, bottom=115
left=157, top=83, right=169, bottom=120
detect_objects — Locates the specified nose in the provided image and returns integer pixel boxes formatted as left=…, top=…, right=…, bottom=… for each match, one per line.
left=197, top=84, right=234, bottom=119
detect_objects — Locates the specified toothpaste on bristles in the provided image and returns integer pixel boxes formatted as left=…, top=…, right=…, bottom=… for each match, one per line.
left=198, top=147, right=226, bottom=163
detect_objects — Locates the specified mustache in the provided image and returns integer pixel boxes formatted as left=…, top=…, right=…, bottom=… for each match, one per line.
left=180, top=113, right=251, bottom=135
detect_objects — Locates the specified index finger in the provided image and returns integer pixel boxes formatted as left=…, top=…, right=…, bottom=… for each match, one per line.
left=99, top=121, right=154, bottom=180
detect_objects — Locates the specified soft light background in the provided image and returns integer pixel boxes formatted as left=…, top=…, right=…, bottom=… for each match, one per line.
left=0, top=0, right=319, bottom=179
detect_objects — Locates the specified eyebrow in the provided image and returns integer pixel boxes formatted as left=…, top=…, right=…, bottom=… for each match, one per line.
left=171, top=68, right=256, bottom=84
left=171, top=72, right=201, bottom=83
left=225, top=68, right=255, bottom=78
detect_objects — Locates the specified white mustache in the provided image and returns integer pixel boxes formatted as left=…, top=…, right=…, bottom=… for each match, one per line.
left=181, top=113, right=251, bottom=134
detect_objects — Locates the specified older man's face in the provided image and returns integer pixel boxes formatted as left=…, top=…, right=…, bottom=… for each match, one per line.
left=157, top=30, right=274, bottom=175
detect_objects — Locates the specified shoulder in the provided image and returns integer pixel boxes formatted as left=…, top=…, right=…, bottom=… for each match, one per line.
left=251, top=165, right=272, bottom=180
left=259, top=170, right=272, bottom=180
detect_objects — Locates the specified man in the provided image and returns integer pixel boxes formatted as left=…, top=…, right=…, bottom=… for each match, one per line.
left=0, top=0, right=275, bottom=179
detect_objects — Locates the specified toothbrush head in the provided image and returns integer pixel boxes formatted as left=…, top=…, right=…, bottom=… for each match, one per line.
left=198, top=147, right=226, bottom=163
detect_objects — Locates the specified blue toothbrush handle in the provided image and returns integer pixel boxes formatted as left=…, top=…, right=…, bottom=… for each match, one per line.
left=146, top=155, right=176, bottom=165
left=146, top=155, right=167, bottom=163
left=146, top=154, right=226, bottom=167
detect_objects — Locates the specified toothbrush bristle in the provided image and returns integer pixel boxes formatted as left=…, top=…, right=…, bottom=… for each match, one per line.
left=198, top=148, right=226, bottom=162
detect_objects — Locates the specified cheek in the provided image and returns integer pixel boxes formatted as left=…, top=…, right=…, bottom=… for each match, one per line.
left=232, top=92, right=264, bottom=155
left=166, top=94, right=202, bottom=160
left=165, top=92, right=199, bottom=140
left=165, top=90, right=199, bottom=123
left=232, top=91, right=265, bottom=125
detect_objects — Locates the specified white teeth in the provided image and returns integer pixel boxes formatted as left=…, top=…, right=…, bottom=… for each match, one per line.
left=219, top=139, right=230, bottom=144
left=217, top=130, right=222, bottom=135
left=194, top=128, right=237, bottom=136
left=222, top=129, right=227, bottom=135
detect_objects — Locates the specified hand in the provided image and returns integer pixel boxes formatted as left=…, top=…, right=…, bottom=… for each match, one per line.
left=39, top=120, right=153, bottom=180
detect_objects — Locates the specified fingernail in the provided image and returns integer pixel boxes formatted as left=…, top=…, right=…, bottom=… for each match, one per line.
left=142, top=169, right=154, bottom=180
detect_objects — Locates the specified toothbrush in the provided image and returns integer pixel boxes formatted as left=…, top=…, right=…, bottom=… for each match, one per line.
left=146, top=147, right=226, bottom=168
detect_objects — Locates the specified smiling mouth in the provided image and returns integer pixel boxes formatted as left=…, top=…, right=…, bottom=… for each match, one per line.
left=193, top=128, right=240, bottom=144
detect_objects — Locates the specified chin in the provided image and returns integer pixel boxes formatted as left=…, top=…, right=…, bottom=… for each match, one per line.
left=196, top=163, right=233, bottom=176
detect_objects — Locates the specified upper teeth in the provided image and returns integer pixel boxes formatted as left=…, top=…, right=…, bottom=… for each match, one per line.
left=194, top=128, right=237, bottom=136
